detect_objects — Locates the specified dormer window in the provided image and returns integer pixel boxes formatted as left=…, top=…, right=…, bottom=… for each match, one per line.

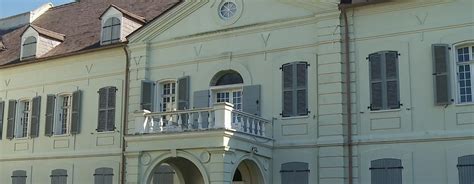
left=102, top=17, right=121, bottom=45
left=22, top=36, right=37, bottom=59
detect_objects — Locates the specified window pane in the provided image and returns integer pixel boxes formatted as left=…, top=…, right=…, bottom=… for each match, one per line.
left=458, top=64, right=472, bottom=103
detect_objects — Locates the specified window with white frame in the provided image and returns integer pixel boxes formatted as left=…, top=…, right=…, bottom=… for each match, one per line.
left=15, top=100, right=31, bottom=138
left=456, top=45, right=474, bottom=103
left=54, top=94, right=72, bottom=135
left=101, top=17, right=121, bottom=45
left=22, top=36, right=37, bottom=59
left=160, top=81, right=177, bottom=112
left=211, top=71, right=244, bottom=111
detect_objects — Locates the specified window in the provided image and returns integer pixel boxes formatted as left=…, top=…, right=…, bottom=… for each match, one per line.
left=455, top=45, right=474, bottom=103
left=282, top=62, right=308, bottom=117
left=368, top=51, right=400, bottom=111
left=102, top=17, right=121, bottom=45
left=152, top=165, right=175, bottom=184
left=11, top=170, right=27, bottom=184
left=457, top=155, right=474, bottom=184
left=50, top=169, right=67, bottom=184
left=280, top=162, right=309, bottom=184
left=211, top=71, right=244, bottom=111
left=370, top=158, right=403, bottom=184
left=45, top=91, right=81, bottom=136
left=219, top=1, right=238, bottom=20
left=22, top=36, right=37, bottom=59
left=97, top=87, right=116, bottom=132
left=160, top=82, right=177, bottom=112
left=0, top=101, right=4, bottom=140
left=94, top=167, right=113, bottom=184
left=6, top=97, right=41, bottom=139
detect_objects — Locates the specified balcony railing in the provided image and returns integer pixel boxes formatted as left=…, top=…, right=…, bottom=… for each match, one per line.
left=132, top=102, right=271, bottom=137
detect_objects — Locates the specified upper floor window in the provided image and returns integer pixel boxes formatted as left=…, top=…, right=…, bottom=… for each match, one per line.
left=457, top=155, right=474, bottom=184
left=368, top=51, right=400, bottom=111
left=22, top=36, right=37, bottom=59
left=161, top=81, right=177, bottom=112
left=102, top=17, right=121, bottom=45
left=370, top=158, right=403, bottom=184
left=455, top=44, right=474, bottom=103
left=44, top=91, right=81, bottom=136
left=6, top=97, right=41, bottom=139
left=11, top=170, right=27, bottom=184
left=281, top=62, right=308, bottom=117
left=97, top=87, right=117, bottom=132
left=50, top=169, right=68, bottom=184
left=280, top=162, right=309, bottom=184
left=94, top=167, right=113, bottom=184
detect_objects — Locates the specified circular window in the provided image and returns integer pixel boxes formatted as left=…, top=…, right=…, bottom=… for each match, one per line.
left=219, top=2, right=238, bottom=20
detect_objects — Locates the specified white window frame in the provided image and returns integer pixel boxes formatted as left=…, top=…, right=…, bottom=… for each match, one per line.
left=453, top=42, right=474, bottom=104
left=155, top=79, right=178, bottom=112
left=210, top=84, right=243, bottom=110
left=15, top=98, right=32, bottom=139
left=101, top=16, right=122, bottom=45
left=53, top=93, right=73, bottom=136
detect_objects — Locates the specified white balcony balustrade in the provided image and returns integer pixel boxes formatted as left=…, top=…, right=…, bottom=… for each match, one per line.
left=132, top=102, right=271, bottom=137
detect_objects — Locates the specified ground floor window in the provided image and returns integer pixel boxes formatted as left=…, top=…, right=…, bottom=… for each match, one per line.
left=370, top=158, right=403, bottom=184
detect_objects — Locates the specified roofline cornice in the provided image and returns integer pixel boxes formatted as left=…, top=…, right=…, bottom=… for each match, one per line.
left=128, top=0, right=208, bottom=43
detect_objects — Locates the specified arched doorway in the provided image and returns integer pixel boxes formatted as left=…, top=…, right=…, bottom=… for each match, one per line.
left=232, top=159, right=264, bottom=184
left=148, top=157, right=205, bottom=184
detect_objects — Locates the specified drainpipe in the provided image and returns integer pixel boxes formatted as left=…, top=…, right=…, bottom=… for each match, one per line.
left=121, top=45, right=131, bottom=184
left=339, top=4, right=353, bottom=184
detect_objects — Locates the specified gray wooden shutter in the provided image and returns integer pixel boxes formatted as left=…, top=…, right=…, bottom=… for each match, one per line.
left=94, top=167, right=113, bottom=184
left=370, top=158, right=403, bottom=184
left=282, top=63, right=294, bottom=117
left=369, top=53, right=383, bottom=110
left=45, top=95, right=55, bottom=137
left=71, top=90, right=82, bottom=134
left=97, top=88, right=107, bottom=132
left=281, top=162, right=309, bottom=184
left=432, top=44, right=451, bottom=105
left=141, top=81, right=154, bottom=111
left=242, top=85, right=261, bottom=116
left=51, top=169, right=67, bottom=184
left=30, top=96, right=41, bottom=138
left=385, top=52, right=400, bottom=109
left=178, top=76, right=190, bottom=110
left=0, top=101, right=4, bottom=140
left=296, top=62, right=308, bottom=116
left=458, top=155, right=474, bottom=184
left=106, top=87, right=116, bottom=131
left=193, top=90, right=209, bottom=108
left=153, top=165, right=175, bottom=184
left=12, top=170, right=27, bottom=184
left=6, top=100, right=16, bottom=139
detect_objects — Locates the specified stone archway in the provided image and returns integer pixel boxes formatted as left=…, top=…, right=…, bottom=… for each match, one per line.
left=148, top=157, right=205, bottom=184
left=232, top=159, right=264, bottom=184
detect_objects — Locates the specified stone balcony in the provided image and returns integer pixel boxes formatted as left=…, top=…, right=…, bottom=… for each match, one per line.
left=130, top=102, right=272, bottom=138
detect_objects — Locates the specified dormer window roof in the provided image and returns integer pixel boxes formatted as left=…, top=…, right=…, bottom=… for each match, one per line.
left=20, top=25, right=64, bottom=61
left=99, top=4, right=145, bottom=45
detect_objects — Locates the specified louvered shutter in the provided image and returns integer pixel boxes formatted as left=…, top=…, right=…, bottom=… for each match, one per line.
left=385, top=52, right=400, bottom=109
left=458, top=155, right=474, bottom=184
left=296, top=62, right=308, bottom=116
left=432, top=44, right=451, bottom=105
left=282, top=63, right=294, bottom=117
left=178, top=76, right=190, bottom=110
left=97, top=88, right=107, bottom=132
left=6, top=100, right=16, bottom=139
left=12, top=170, right=27, bottom=184
left=281, top=162, right=309, bottom=184
left=106, top=87, right=116, bottom=131
left=141, top=81, right=154, bottom=111
left=95, top=167, right=113, bottom=184
left=0, top=101, right=4, bottom=140
left=51, top=169, right=67, bottom=184
left=369, top=53, right=383, bottom=110
left=370, top=158, right=403, bottom=184
left=45, top=95, right=55, bottom=136
left=242, top=85, right=261, bottom=116
left=153, top=165, right=174, bottom=184
left=193, top=90, right=209, bottom=108
left=30, top=96, right=41, bottom=138
left=71, top=90, right=82, bottom=134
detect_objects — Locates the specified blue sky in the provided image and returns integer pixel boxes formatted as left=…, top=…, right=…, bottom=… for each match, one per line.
left=0, top=0, right=74, bottom=18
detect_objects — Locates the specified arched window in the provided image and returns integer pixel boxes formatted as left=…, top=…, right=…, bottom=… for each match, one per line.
left=457, top=155, right=474, bottom=184
left=50, top=169, right=67, bottom=184
left=211, top=70, right=243, bottom=86
left=22, top=36, right=37, bottom=59
left=94, top=167, right=113, bottom=184
left=11, top=170, right=27, bottom=184
left=102, top=17, right=121, bottom=45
